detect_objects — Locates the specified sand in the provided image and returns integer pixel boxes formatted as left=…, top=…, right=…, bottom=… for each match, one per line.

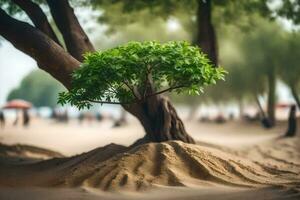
left=0, top=119, right=299, bottom=199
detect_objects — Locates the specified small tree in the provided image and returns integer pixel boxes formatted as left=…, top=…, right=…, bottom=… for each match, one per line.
left=59, top=41, right=225, bottom=144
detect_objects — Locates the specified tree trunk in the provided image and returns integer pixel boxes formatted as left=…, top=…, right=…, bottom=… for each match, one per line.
left=12, top=0, right=61, bottom=45
left=0, top=8, right=80, bottom=89
left=46, top=0, right=95, bottom=61
left=254, top=94, right=266, bottom=119
left=255, top=94, right=272, bottom=128
left=290, top=85, right=300, bottom=109
left=124, top=95, right=195, bottom=145
left=196, top=0, right=218, bottom=66
left=267, top=69, right=276, bottom=126
left=285, top=105, right=297, bottom=137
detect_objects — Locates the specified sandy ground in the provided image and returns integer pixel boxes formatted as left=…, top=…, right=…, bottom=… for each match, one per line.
left=0, top=117, right=285, bottom=155
left=0, top=117, right=299, bottom=199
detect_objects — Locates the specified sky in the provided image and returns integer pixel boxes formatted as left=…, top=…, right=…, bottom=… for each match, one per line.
left=0, top=42, right=36, bottom=105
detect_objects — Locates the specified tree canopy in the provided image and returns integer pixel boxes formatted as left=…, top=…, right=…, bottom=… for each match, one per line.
left=7, top=70, right=65, bottom=108
left=58, top=41, right=226, bottom=109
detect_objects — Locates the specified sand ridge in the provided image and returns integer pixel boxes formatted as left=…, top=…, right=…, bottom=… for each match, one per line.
left=0, top=140, right=299, bottom=191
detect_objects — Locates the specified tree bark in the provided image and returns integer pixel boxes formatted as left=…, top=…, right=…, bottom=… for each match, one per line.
left=254, top=94, right=266, bottom=119
left=196, top=0, right=218, bottom=66
left=267, top=69, right=276, bottom=126
left=285, top=105, right=297, bottom=137
left=12, top=0, right=61, bottom=45
left=124, top=95, right=195, bottom=145
left=46, top=0, right=95, bottom=61
left=0, top=8, right=80, bottom=89
left=290, top=85, right=300, bottom=109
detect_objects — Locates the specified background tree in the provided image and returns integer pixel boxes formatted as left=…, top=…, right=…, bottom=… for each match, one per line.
left=7, top=70, right=64, bottom=108
left=90, top=0, right=269, bottom=66
left=272, top=0, right=300, bottom=25
left=279, top=32, right=300, bottom=109
left=58, top=41, right=225, bottom=144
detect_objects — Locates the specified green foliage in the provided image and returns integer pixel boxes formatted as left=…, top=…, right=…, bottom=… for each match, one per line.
left=273, top=0, right=300, bottom=24
left=90, top=0, right=269, bottom=36
left=278, top=32, right=300, bottom=89
left=7, top=70, right=65, bottom=108
left=59, top=41, right=226, bottom=109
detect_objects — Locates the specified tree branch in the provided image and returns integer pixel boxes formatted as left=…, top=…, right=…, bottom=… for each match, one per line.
left=46, top=0, right=95, bottom=61
left=123, top=80, right=141, bottom=99
left=87, top=99, right=134, bottom=105
left=0, top=8, right=80, bottom=89
left=146, top=85, right=186, bottom=98
left=12, top=0, right=61, bottom=45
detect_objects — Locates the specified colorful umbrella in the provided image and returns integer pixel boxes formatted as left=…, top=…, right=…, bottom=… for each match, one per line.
left=3, top=99, right=32, bottom=109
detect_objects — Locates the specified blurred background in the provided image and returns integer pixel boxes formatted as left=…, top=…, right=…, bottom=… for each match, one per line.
left=0, top=0, right=299, bottom=155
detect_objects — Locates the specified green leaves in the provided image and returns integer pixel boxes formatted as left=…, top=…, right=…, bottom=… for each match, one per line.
left=58, top=41, right=226, bottom=109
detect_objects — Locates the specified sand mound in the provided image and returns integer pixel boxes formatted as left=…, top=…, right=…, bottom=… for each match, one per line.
left=0, top=141, right=299, bottom=190
left=0, top=143, right=63, bottom=164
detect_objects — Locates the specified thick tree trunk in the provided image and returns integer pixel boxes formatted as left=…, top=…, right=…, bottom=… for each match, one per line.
left=124, top=96, right=195, bottom=145
left=12, top=0, right=61, bottom=45
left=290, top=85, right=300, bottom=109
left=196, top=0, right=218, bottom=66
left=267, top=69, right=276, bottom=126
left=46, top=0, right=95, bottom=61
left=285, top=105, right=297, bottom=137
left=0, top=8, right=80, bottom=89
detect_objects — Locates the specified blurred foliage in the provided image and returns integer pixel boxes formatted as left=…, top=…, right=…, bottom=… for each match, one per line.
left=272, top=0, right=300, bottom=24
left=278, top=32, right=300, bottom=90
left=172, top=17, right=291, bottom=106
left=7, top=70, right=65, bottom=108
left=58, top=41, right=226, bottom=109
left=89, top=0, right=269, bottom=32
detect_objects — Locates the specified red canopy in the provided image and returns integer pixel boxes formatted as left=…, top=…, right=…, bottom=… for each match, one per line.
left=3, top=99, right=32, bottom=109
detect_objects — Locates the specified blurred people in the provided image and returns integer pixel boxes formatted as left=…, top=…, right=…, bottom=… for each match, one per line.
left=199, top=115, right=210, bottom=122
left=285, top=104, right=297, bottom=137
left=50, top=108, right=58, bottom=119
left=23, top=109, right=30, bottom=127
left=113, top=109, right=127, bottom=127
left=0, top=110, right=5, bottom=128
left=261, top=117, right=273, bottom=129
left=228, top=113, right=235, bottom=121
left=13, top=111, right=19, bottom=126
left=62, top=110, right=69, bottom=123
left=96, top=112, right=104, bottom=122
left=214, top=114, right=226, bottom=124
left=78, top=112, right=84, bottom=124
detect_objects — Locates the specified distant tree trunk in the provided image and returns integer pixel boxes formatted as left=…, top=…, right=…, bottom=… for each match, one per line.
left=267, top=69, right=276, bottom=126
left=285, top=105, right=297, bottom=137
left=255, top=94, right=273, bottom=128
left=254, top=94, right=267, bottom=119
left=290, top=85, right=300, bottom=109
left=124, top=95, right=195, bottom=145
left=196, top=0, right=218, bottom=66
